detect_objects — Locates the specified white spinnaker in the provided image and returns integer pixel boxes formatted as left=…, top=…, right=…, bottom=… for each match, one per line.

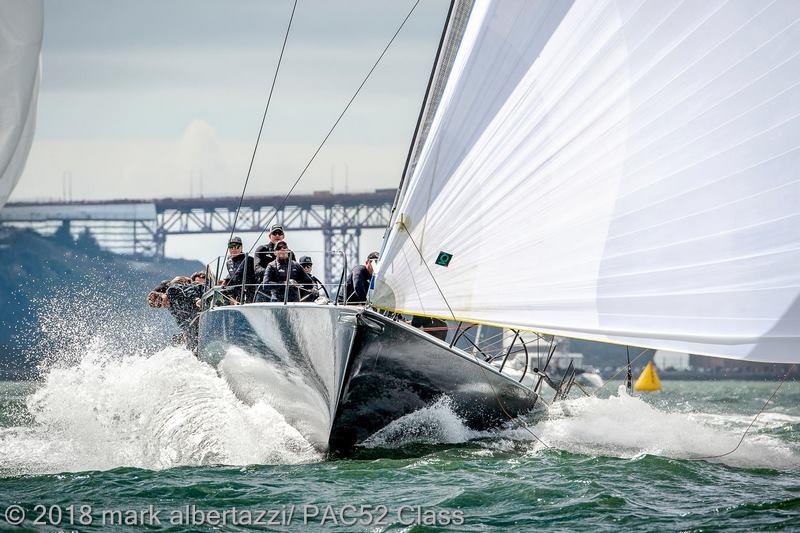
left=0, top=0, right=43, bottom=209
left=373, top=0, right=800, bottom=363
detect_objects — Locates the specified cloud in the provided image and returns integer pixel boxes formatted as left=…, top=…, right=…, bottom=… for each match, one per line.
left=11, top=120, right=407, bottom=202
left=175, top=120, right=228, bottom=191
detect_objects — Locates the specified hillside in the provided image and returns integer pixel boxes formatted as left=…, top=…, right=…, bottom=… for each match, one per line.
left=0, top=226, right=203, bottom=379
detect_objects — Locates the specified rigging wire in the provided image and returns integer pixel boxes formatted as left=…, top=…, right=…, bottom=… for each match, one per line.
left=591, top=348, right=650, bottom=397
left=399, top=225, right=551, bottom=449
left=537, top=336, right=540, bottom=374
left=247, top=0, right=423, bottom=254
left=222, top=0, right=298, bottom=271
left=626, top=346, right=633, bottom=394
left=698, top=364, right=795, bottom=460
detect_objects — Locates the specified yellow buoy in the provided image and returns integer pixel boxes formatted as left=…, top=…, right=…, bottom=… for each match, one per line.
left=634, top=361, right=662, bottom=392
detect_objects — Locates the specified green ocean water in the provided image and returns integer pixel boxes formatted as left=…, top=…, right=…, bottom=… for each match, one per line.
left=0, top=348, right=798, bottom=532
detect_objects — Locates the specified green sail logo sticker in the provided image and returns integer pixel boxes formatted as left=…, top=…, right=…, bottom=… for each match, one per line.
left=435, top=251, right=453, bottom=267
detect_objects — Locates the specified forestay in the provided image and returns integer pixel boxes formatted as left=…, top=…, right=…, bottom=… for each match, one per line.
left=373, top=0, right=800, bottom=363
left=0, top=0, right=43, bottom=209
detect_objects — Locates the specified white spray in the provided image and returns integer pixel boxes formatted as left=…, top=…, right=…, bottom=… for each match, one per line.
left=0, top=346, right=320, bottom=476
left=364, top=387, right=800, bottom=470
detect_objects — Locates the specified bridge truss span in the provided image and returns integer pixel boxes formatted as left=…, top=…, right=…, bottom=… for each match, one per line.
left=1, top=189, right=395, bottom=283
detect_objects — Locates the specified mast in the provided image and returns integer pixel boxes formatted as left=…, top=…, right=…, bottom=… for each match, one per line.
left=384, top=0, right=472, bottom=240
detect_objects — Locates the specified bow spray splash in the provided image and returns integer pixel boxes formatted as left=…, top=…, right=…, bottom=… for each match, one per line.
left=0, top=346, right=320, bottom=476
left=0, top=289, right=320, bottom=477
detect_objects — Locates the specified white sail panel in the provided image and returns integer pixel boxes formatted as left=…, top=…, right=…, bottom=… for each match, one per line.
left=0, top=0, right=44, bottom=209
left=373, top=0, right=800, bottom=363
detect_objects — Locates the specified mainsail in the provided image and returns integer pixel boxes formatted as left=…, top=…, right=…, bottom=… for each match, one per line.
left=0, top=0, right=44, bottom=209
left=373, top=0, right=800, bottom=363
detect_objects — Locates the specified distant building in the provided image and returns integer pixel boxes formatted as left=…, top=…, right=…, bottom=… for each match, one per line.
left=689, top=354, right=791, bottom=378
left=550, top=352, right=584, bottom=371
left=653, top=350, right=690, bottom=371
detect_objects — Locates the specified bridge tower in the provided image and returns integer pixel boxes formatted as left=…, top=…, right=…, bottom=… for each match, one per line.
left=323, top=227, right=361, bottom=287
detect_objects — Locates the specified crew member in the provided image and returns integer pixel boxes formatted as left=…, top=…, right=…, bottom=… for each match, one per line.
left=254, top=224, right=285, bottom=282
left=221, top=236, right=256, bottom=302
left=147, top=277, right=203, bottom=349
left=343, top=251, right=378, bottom=305
left=165, top=280, right=204, bottom=349
left=297, top=255, right=328, bottom=301
left=256, top=241, right=314, bottom=302
left=151, top=279, right=170, bottom=294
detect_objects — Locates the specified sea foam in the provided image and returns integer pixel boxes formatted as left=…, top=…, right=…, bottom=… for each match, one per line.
left=0, top=346, right=320, bottom=476
left=363, top=396, right=478, bottom=448
left=361, top=386, right=799, bottom=470
left=531, top=386, right=800, bottom=470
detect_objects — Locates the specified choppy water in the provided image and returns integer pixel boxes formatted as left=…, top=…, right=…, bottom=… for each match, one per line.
left=0, top=346, right=799, bottom=531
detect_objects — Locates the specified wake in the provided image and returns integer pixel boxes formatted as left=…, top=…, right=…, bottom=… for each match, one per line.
left=363, top=387, right=800, bottom=470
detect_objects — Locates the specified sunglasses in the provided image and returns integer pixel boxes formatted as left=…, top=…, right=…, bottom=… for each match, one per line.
left=270, top=231, right=284, bottom=237
left=228, top=244, right=242, bottom=249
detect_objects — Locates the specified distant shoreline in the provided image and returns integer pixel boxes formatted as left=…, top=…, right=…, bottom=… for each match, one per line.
left=601, top=369, right=794, bottom=382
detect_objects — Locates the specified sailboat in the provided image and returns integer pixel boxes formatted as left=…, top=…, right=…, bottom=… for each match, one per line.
left=198, top=0, right=800, bottom=456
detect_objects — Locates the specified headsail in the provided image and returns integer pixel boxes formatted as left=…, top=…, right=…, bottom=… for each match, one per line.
left=374, top=0, right=800, bottom=363
left=0, top=0, right=44, bottom=209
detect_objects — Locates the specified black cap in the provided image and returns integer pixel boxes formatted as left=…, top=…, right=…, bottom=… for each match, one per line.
left=270, top=224, right=284, bottom=234
left=299, top=256, right=313, bottom=265
left=275, top=240, right=289, bottom=250
left=229, top=236, right=243, bottom=245
left=367, top=251, right=379, bottom=261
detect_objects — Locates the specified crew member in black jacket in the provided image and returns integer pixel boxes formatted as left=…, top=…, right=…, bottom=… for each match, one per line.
left=165, top=280, right=204, bottom=349
left=253, top=224, right=285, bottom=283
left=343, top=251, right=378, bottom=305
left=255, top=241, right=314, bottom=302
left=221, top=236, right=256, bottom=303
left=147, top=277, right=203, bottom=350
left=298, top=255, right=328, bottom=301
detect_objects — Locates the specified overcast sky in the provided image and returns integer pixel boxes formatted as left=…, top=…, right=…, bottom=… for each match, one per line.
left=11, top=0, right=448, bottom=261
left=13, top=0, right=448, bottom=200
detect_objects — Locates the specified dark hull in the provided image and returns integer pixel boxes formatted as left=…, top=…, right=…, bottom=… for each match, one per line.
left=198, top=304, right=540, bottom=455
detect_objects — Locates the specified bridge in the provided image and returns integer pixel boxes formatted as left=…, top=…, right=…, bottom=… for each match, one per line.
left=0, top=189, right=396, bottom=283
